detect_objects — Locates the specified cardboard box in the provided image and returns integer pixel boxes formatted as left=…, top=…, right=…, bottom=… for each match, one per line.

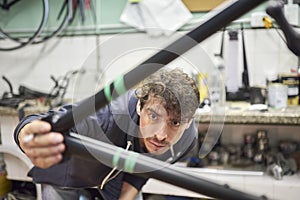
left=182, top=0, right=226, bottom=12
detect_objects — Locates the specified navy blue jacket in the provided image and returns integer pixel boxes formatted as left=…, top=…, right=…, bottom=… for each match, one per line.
left=14, top=91, right=197, bottom=199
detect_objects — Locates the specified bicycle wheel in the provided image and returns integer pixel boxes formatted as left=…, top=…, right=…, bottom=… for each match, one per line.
left=0, top=0, right=49, bottom=51
left=32, top=0, right=72, bottom=44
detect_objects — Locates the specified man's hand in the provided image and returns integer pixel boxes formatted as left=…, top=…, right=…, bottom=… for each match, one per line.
left=18, top=120, right=65, bottom=169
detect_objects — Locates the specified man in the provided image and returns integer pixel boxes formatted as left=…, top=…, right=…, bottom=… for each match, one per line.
left=14, top=68, right=200, bottom=200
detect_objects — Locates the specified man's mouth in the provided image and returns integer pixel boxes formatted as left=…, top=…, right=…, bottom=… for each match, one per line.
left=148, top=140, right=166, bottom=149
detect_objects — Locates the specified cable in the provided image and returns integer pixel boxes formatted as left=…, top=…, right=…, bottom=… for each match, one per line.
left=0, top=0, right=73, bottom=49
left=0, top=0, right=49, bottom=51
left=32, top=0, right=72, bottom=44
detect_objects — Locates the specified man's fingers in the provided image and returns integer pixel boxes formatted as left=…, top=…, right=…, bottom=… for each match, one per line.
left=24, top=143, right=65, bottom=169
left=25, top=143, right=65, bottom=159
left=24, top=132, right=64, bottom=148
left=31, top=154, right=63, bottom=169
left=19, top=120, right=53, bottom=145
left=23, top=120, right=51, bottom=135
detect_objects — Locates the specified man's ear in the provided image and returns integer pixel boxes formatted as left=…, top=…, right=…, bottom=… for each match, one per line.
left=136, top=100, right=141, bottom=116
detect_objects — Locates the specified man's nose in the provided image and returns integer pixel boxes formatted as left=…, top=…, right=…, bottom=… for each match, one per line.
left=154, top=122, right=168, bottom=141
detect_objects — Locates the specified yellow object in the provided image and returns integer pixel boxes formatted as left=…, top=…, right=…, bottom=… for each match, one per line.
left=288, top=96, right=299, bottom=105
left=263, top=16, right=273, bottom=29
left=197, top=73, right=209, bottom=103
left=280, top=74, right=300, bottom=105
left=129, top=0, right=141, bottom=3
left=0, top=172, right=12, bottom=198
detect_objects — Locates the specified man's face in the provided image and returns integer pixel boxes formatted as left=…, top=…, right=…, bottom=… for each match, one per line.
left=137, top=98, right=191, bottom=155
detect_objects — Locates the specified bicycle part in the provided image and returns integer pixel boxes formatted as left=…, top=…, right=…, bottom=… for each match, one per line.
left=1, top=75, right=16, bottom=98
left=0, top=0, right=49, bottom=51
left=0, top=0, right=21, bottom=10
left=0, top=0, right=72, bottom=47
left=32, top=0, right=72, bottom=44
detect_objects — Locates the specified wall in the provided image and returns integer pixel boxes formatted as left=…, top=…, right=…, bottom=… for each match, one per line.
left=0, top=28, right=298, bottom=101
left=0, top=0, right=270, bottom=35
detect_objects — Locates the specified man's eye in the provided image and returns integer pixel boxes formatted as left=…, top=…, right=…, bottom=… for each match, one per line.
left=149, top=113, right=158, bottom=120
left=170, top=121, right=181, bottom=127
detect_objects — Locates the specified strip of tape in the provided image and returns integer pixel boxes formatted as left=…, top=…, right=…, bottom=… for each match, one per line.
left=112, top=148, right=122, bottom=168
left=124, top=151, right=138, bottom=173
left=104, top=85, right=112, bottom=102
left=114, top=76, right=127, bottom=96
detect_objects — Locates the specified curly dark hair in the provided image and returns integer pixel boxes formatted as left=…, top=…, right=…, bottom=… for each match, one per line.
left=135, top=68, right=200, bottom=122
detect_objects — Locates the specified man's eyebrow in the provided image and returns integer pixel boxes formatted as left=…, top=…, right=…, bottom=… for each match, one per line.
left=147, top=108, right=162, bottom=117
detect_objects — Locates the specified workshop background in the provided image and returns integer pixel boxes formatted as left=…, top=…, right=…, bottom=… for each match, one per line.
left=0, top=0, right=298, bottom=99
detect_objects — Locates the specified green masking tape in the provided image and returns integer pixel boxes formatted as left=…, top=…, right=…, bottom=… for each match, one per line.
left=124, top=151, right=138, bottom=173
left=104, top=85, right=112, bottom=102
left=112, top=148, right=122, bottom=168
left=114, top=76, right=127, bottom=96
